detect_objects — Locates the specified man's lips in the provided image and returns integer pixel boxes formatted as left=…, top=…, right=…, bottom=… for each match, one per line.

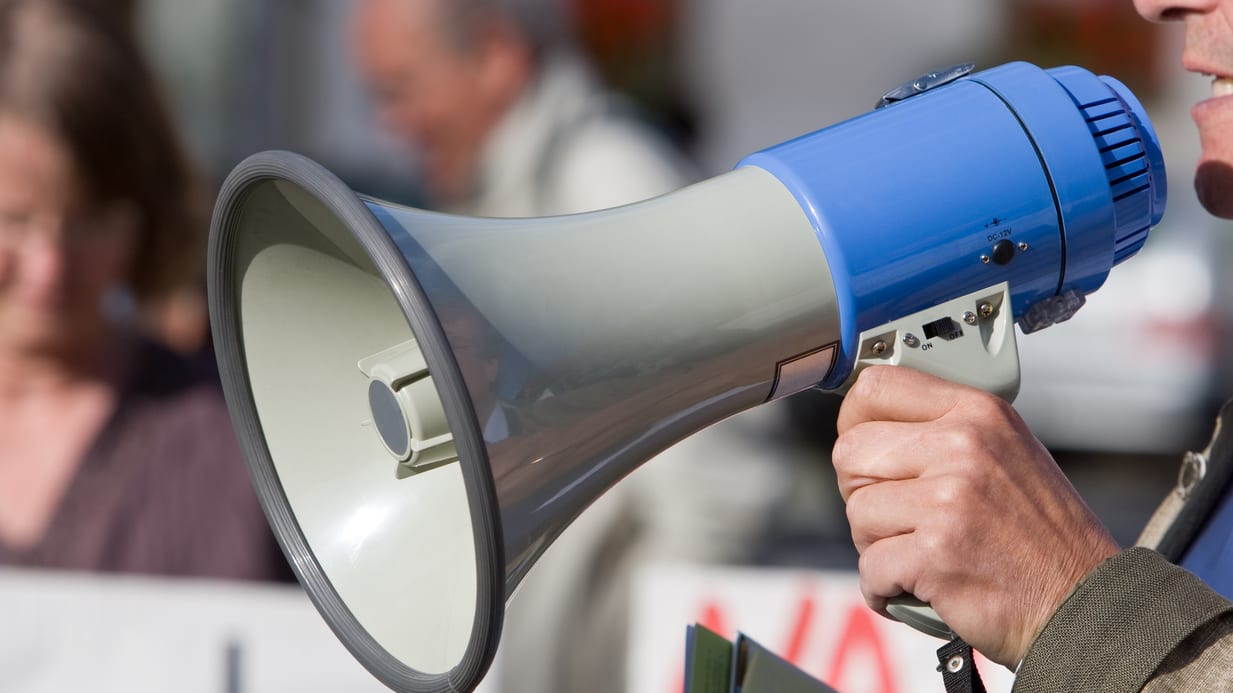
left=1182, top=56, right=1233, bottom=99
left=1192, top=75, right=1233, bottom=123
left=1184, top=58, right=1233, bottom=120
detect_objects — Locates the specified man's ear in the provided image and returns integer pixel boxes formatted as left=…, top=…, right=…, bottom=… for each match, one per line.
left=473, top=17, right=534, bottom=104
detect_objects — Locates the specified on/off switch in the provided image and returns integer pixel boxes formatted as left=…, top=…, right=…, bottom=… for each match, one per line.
left=922, top=317, right=964, bottom=341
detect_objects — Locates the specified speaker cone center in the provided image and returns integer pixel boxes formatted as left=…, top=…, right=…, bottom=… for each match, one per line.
left=368, top=379, right=412, bottom=461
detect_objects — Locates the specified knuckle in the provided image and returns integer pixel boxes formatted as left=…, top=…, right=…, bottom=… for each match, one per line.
left=927, top=476, right=987, bottom=524
left=963, top=389, right=1017, bottom=425
left=943, top=426, right=988, bottom=461
left=930, top=476, right=966, bottom=508
left=857, top=548, right=878, bottom=577
left=831, top=433, right=852, bottom=466
left=832, top=430, right=870, bottom=473
left=915, top=522, right=959, bottom=557
left=844, top=489, right=867, bottom=524
left=852, top=365, right=891, bottom=401
left=914, top=528, right=943, bottom=556
left=938, top=426, right=1007, bottom=482
left=859, top=581, right=883, bottom=612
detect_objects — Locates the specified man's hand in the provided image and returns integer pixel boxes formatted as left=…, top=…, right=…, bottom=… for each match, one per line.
left=832, top=366, right=1120, bottom=668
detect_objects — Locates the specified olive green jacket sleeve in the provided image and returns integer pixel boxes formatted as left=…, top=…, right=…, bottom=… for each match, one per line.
left=1012, top=548, right=1233, bottom=692
left=1012, top=402, right=1233, bottom=691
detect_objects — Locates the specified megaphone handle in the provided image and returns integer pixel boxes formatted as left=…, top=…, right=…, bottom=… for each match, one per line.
left=886, top=595, right=956, bottom=640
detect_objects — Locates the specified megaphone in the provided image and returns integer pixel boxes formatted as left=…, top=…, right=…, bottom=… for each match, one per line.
left=208, top=62, right=1165, bottom=692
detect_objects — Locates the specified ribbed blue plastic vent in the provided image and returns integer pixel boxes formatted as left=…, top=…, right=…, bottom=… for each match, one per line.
left=1080, top=95, right=1153, bottom=264
left=1049, top=69, right=1164, bottom=267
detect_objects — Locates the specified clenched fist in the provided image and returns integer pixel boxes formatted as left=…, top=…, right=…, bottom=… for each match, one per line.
left=832, top=366, right=1119, bottom=668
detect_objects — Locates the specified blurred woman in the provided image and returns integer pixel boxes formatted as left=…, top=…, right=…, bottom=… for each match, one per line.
left=0, top=0, right=288, bottom=580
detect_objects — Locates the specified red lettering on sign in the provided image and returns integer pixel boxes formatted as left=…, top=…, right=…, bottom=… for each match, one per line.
left=698, top=600, right=731, bottom=639
left=783, top=589, right=816, bottom=665
left=826, top=605, right=899, bottom=693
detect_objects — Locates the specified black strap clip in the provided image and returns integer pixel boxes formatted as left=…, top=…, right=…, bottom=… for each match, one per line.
left=936, top=637, right=987, bottom=693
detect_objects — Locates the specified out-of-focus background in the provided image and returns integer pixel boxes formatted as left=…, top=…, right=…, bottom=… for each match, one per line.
left=4, top=0, right=1229, bottom=691
left=137, top=0, right=1227, bottom=463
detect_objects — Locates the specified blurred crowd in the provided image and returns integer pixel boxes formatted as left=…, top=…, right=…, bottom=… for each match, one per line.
left=0, top=0, right=286, bottom=580
left=0, top=0, right=1224, bottom=692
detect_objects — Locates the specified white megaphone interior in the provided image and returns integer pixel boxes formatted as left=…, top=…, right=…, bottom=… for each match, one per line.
left=231, top=178, right=476, bottom=676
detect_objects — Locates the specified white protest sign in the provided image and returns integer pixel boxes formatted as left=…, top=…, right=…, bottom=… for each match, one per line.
left=0, top=568, right=499, bottom=693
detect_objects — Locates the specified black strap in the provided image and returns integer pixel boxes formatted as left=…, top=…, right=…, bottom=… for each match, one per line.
left=936, top=638, right=986, bottom=693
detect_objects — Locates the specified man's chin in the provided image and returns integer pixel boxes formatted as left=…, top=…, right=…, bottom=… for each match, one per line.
left=1195, top=160, right=1233, bottom=220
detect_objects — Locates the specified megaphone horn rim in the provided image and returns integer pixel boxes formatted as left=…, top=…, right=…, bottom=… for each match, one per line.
left=206, top=150, right=504, bottom=693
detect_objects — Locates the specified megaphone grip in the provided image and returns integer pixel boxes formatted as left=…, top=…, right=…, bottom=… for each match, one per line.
left=886, top=595, right=956, bottom=641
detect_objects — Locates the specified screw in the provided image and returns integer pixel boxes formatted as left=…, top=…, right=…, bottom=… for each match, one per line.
left=980, top=255, right=991, bottom=264
left=947, top=655, right=965, bottom=673
left=1179, top=451, right=1208, bottom=501
left=963, top=311, right=978, bottom=325
left=871, top=340, right=888, bottom=355
left=978, top=302, right=995, bottom=318
left=1018, top=241, right=1029, bottom=251
left=903, top=333, right=920, bottom=348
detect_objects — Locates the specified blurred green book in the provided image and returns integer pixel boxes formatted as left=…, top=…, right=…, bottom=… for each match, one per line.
left=683, top=624, right=733, bottom=693
left=683, top=624, right=840, bottom=693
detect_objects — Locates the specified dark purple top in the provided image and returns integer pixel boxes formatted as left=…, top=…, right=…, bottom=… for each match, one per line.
left=0, top=338, right=292, bottom=582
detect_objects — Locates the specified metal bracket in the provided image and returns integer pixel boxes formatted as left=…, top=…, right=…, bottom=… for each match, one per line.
left=877, top=63, right=976, bottom=109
